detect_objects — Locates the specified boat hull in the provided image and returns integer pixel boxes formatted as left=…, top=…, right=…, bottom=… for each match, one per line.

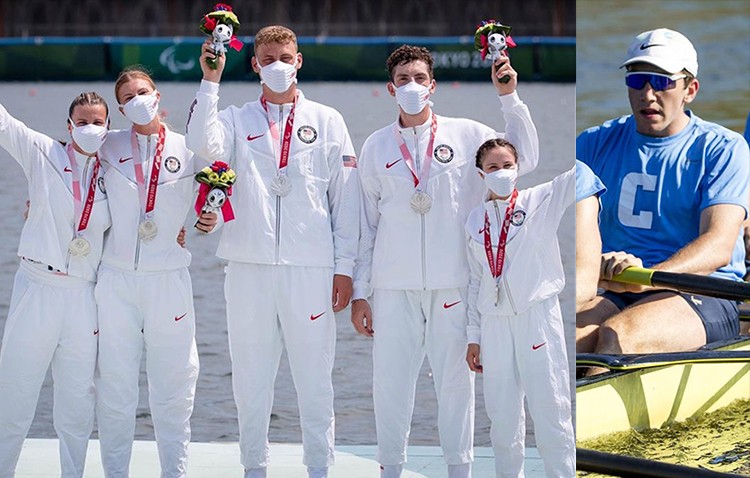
left=576, top=337, right=750, bottom=442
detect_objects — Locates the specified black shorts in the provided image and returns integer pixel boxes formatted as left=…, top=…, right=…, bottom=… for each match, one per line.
left=599, top=290, right=740, bottom=343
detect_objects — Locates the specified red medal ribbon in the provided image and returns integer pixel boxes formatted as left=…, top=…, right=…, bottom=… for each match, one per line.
left=131, top=125, right=166, bottom=219
left=392, top=113, right=438, bottom=189
left=261, top=95, right=297, bottom=172
left=483, top=189, right=518, bottom=280
left=66, top=144, right=101, bottom=236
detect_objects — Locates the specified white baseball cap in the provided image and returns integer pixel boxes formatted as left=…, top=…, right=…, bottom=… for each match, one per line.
left=620, top=28, right=698, bottom=77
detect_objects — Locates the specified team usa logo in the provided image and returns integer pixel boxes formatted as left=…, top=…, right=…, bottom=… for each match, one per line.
left=164, top=156, right=182, bottom=173
left=297, top=125, right=318, bottom=144
left=511, top=210, right=526, bottom=226
left=97, top=177, right=106, bottom=194
left=433, top=144, right=454, bottom=163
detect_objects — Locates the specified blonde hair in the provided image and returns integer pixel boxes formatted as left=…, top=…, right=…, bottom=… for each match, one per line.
left=114, top=65, right=157, bottom=104
left=254, top=25, right=297, bottom=52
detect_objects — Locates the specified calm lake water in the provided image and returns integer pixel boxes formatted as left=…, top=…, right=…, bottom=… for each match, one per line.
left=0, top=79, right=574, bottom=448
left=576, top=0, right=750, bottom=135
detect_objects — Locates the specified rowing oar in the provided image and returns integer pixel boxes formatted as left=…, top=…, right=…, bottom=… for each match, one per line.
left=612, top=267, right=750, bottom=302
left=577, top=448, right=748, bottom=478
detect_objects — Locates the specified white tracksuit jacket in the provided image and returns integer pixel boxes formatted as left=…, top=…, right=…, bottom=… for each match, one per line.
left=95, top=126, right=200, bottom=478
left=185, top=81, right=359, bottom=470
left=465, top=166, right=575, bottom=478
left=354, top=92, right=538, bottom=298
left=186, top=81, right=359, bottom=275
left=0, top=103, right=109, bottom=478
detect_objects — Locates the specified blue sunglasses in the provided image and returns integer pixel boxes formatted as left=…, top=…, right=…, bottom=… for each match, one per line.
left=625, top=72, right=687, bottom=92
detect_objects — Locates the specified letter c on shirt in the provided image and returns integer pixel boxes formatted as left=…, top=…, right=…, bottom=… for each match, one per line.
left=618, top=172, right=657, bottom=229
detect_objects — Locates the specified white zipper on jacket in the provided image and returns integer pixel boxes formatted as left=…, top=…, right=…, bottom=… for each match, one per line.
left=65, top=155, right=93, bottom=272
left=411, top=127, right=427, bottom=290
left=274, top=105, right=284, bottom=264
left=134, top=134, right=151, bottom=271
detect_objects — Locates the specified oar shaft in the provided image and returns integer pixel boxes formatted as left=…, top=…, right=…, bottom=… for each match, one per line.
left=612, top=267, right=750, bottom=302
left=577, top=448, right=746, bottom=478
left=651, top=270, right=750, bottom=301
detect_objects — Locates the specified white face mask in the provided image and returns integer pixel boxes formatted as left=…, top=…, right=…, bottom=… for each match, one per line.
left=260, top=59, right=298, bottom=94
left=484, top=168, right=518, bottom=198
left=70, top=121, right=108, bottom=155
left=394, top=80, right=432, bottom=115
left=121, top=92, right=159, bottom=125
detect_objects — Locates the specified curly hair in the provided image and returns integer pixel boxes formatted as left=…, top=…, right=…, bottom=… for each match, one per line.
left=386, top=45, right=434, bottom=81
left=475, top=138, right=519, bottom=168
left=254, top=25, right=297, bottom=52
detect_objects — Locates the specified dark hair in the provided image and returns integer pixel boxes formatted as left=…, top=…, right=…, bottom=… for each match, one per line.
left=475, top=138, right=519, bottom=168
left=67, top=92, right=109, bottom=121
left=386, top=45, right=434, bottom=81
left=114, top=65, right=156, bottom=104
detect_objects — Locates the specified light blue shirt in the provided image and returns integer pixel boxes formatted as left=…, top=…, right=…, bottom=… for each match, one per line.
left=577, top=111, right=750, bottom=281
left=576, top=159, right=606, bottom=202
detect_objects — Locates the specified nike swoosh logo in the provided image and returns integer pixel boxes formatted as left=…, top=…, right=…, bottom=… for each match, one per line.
left=247, top=133, right=265, bottom=141
left=640, top=43, right=664, bottom=50
left=478, top=226, right=488, bottom=234
left=64, top=166, right=72, bottom=173
left=443, top=300, right=461, bottom=309
left=310, top=312, right=325, bottom=321
left=174, top=313, right=187, bottom=322
left=532, top=342, right=546, bottom=350
left=385, top=159, right=402, bottom=169
left=93, top=329, right=99, bottom=335
left=118, top=156, right=132, bottom=163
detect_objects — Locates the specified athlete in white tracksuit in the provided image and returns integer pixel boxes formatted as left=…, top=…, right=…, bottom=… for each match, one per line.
left=94, top=70, right=200, bottom=478
left=352, top=47, right=538, bottom=477
left=0, top=97, right=110, bottom=478
left=186, top=28, right=359, bottom=478
left=465, top=150, right=575, bottom=477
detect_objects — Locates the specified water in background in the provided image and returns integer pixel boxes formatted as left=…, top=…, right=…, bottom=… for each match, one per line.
left=0, top=79, right=574, bottom=447
left=576, top=0, right=750, bottom=135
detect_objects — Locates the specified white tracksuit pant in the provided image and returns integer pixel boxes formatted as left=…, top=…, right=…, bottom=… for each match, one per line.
left=0, top=260, right=97, bottom=478
left=95, top=266, right=199, bottom=478
left=225, top=262, right=336, bottom=469
left=480, top=296, right=574, bottom=478
left=372, top=288, right=475, bottom=466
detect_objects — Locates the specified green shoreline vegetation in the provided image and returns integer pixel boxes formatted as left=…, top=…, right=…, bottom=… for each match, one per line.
left=577, top=399, right=750, bottom=477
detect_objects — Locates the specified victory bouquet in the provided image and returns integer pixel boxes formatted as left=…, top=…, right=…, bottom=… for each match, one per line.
left=474, top=20, right=516, bottom=83
left=200, top=3, right=243, bottom=69
left=194, top=161, right=237, bottom=222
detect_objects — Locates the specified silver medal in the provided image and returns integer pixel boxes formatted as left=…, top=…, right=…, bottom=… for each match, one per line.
left=270, top=173, right=292, bottom=197
left=68, top=237, right=91, bottom=257
left=138, top=219, right=158, bottom=242
left=410, top=190, right=432, bottom=214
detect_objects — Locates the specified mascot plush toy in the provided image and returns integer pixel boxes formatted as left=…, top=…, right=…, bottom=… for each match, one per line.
left=474, top=20, right=516, bottom=83
left=200, top=3, right=243, bottom=69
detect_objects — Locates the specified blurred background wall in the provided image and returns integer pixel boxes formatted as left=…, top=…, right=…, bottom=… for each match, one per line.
left=0, top=0, right=574, bottom=37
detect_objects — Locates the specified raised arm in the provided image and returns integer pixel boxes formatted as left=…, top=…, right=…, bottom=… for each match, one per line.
left=492, top=54, right=539, bottom=176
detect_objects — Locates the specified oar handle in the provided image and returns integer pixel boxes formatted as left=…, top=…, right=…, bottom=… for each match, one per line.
left=613, top=266, right=654, bottom=286
left=612, top=267, right=750, bottom=302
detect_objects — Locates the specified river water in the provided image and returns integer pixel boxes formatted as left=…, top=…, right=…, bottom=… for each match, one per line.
left=0, top=79, right=574, bottom=448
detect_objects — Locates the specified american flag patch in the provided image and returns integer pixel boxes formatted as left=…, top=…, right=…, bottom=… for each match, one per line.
left=343, top=155, right=357, bottom=168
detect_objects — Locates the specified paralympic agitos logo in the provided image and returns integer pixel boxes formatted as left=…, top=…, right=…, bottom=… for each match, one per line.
left=159, top=45, right=196, bottom=75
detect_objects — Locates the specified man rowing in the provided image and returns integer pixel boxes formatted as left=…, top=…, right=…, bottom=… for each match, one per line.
left=576, top=28, right=750, bottom=356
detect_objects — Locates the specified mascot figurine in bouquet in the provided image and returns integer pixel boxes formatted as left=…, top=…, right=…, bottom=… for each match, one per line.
left=199, top=3, right=243, bottom=69
left=194, top=161, right=237, bottom=226
left=474, top=19, right=516, bottom=83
